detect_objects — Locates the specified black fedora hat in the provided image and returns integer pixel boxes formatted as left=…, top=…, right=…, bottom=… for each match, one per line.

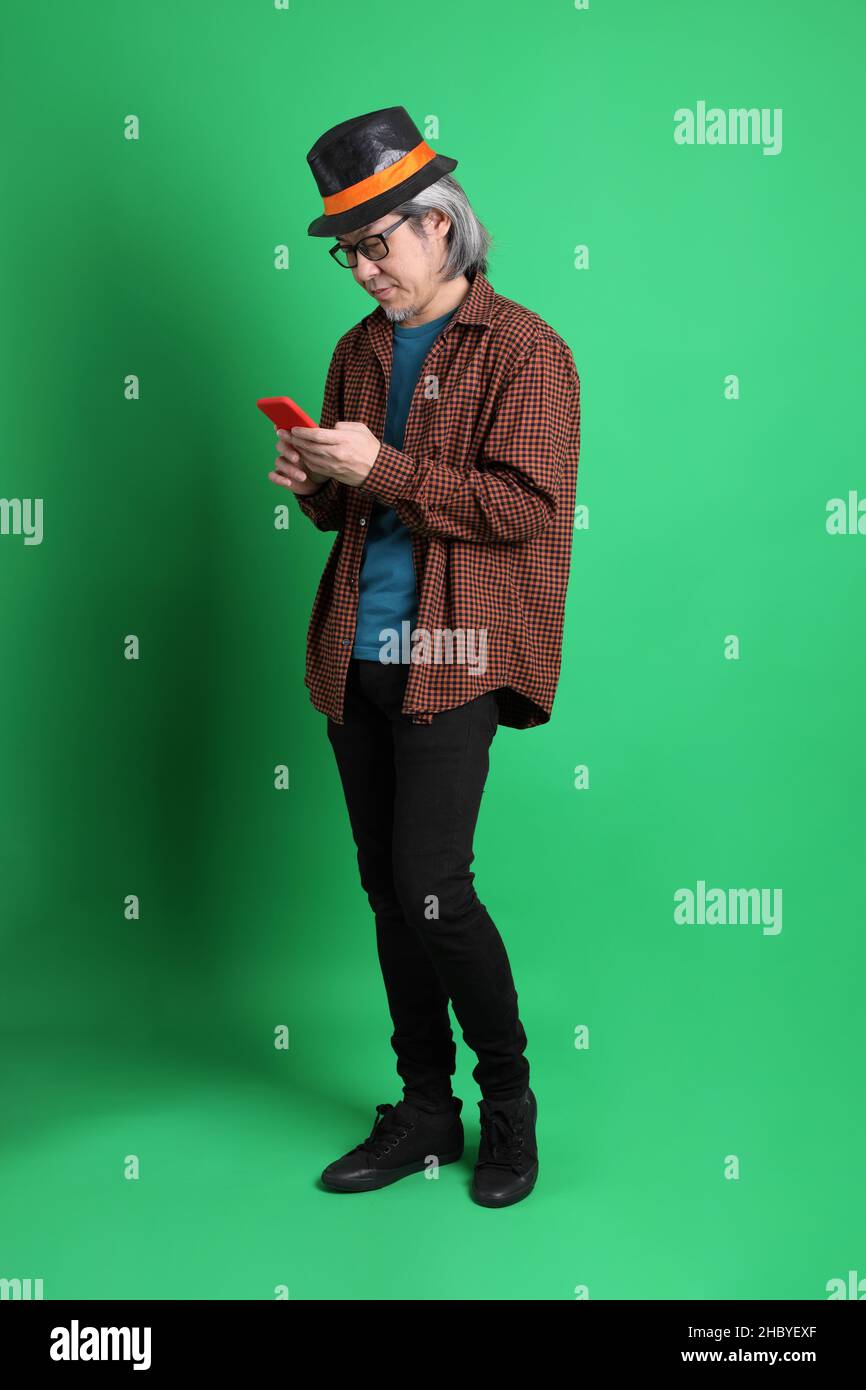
left=306, top=105, right=458, bottom=238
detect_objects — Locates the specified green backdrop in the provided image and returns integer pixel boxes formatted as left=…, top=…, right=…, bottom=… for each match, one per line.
left=1, top=0, right=864, bottom=1301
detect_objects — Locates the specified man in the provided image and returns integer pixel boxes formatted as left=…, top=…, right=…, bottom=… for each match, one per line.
left=269, top=107, right=581, bottom=1208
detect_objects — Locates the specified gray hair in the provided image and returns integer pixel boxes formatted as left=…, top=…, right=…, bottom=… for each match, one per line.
left=392, top=173, right=494, bottom=282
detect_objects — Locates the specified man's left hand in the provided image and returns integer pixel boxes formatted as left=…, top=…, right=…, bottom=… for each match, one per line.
left=289, top=421, right=380, bottom=488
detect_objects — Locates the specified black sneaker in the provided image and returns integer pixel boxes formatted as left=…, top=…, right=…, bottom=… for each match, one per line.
left=320, top=1096, right=464, bottom=1193
left=471, top=1087, right=538, bottom=1208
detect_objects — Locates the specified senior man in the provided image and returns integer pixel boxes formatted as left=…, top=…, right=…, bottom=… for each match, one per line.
left=269, top=107, right=581, bottom=1208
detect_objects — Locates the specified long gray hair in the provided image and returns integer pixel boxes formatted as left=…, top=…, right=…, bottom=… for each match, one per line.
left=392, top=173, right=494, bottom=282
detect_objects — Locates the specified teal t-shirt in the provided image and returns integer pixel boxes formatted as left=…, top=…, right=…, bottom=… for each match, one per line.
left=351, top=306, right=457, bottom=661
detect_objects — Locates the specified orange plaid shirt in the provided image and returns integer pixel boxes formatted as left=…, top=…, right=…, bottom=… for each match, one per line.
left=295, top=269, right=581, bottom=729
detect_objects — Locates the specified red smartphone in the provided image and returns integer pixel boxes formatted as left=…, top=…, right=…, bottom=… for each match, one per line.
left=256, top=396, right=318, bottom=432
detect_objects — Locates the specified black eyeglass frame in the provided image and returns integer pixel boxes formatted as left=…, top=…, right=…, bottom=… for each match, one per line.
left=328, top=213, right=411, bottom=268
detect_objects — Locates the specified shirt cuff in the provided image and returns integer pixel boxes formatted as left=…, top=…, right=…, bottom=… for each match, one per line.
left=358, top=441, right=418, bottom=506
left=294, top=477, right=336, bottom=518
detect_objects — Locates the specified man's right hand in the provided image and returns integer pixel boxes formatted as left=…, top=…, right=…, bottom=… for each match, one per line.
left=270, top=428, right=328, bottom=495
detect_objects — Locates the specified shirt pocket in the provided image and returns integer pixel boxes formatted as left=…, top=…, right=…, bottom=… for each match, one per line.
left=418, top=365, right=484, bottom=464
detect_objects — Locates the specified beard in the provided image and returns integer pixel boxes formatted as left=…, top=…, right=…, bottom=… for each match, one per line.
left=381, top=301, right=418, bottom=325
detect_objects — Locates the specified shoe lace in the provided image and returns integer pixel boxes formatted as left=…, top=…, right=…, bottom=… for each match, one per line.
left=478, top=1101, right=527, bottom=1173
left=352, top=1103, right=416, bottom=1161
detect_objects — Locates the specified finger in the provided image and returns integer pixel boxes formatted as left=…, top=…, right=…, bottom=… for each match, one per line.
left=275, top=436, right=301, bottom=463
left=289, top=426, right=339, bottom=442
left=273, top=456, right=306, bottom=482
left=284, top=438, right=333, bottom=460
left=276, top=429, right=314, bottom=459
left=268, top=469, right=305, bottom=490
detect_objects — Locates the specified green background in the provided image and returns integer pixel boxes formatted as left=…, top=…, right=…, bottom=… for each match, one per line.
left=1, top=0, right=864, bottom=1300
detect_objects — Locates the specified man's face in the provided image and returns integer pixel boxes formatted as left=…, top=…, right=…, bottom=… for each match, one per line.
left=334, top=212, right=442, bottom=322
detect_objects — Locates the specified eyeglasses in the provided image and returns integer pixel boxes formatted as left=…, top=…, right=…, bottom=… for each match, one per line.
left=329, top=214, right=410, bottom=268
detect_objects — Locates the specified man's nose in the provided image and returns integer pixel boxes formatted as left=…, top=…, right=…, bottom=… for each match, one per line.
left=354, top=253, right=381, bottom=283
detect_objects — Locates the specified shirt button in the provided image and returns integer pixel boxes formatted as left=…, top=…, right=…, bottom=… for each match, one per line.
left=342, top=638, right=350, bottom=647
left=359, top=517, right=367, bottom=526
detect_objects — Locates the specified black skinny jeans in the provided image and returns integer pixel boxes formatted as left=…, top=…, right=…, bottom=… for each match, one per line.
left=326, top=657, right=530, bottom=1107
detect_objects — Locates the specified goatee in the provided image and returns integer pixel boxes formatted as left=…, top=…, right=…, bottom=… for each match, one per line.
left=382, top=303, right=418, bottom=325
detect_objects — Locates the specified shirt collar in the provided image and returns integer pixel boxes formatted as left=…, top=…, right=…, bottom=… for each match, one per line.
left=365, top=268, right=494, bottom=346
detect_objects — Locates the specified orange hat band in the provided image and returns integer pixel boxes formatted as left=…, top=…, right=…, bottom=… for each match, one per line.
left=322, top=141, right=439, bottom=216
